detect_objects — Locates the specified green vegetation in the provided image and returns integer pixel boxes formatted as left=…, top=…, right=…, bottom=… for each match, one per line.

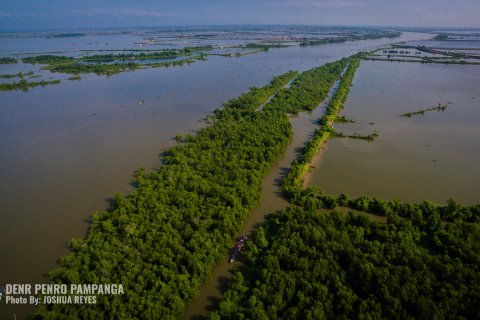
left=334, top=115, right=355, bottom=123
left=401, top=103, right=448, bottom=117
left=211, top=207, right=480, bottom=320
left=67, top=75, right=81, bottom=81
left=31, top=53, right=480, bottom=320
left=32, top=58, right=362, bottom=318
left=213, top=53, right=480, bottom=319
left=279, top=58, right=480, bottom=223
left=299, top=39, right=329, bottom=46
left=222, top=70, right=298, bottom=111
left=19, top=49, right=209, bottom=76
left=48, top=61, right=142, bottom=76
left=0, top=79, right=61, bottom=91
left=0, top=57, right=17, bottom=64
left=245, top=43, right=287, bottom=49
left=80, top=50, right=190, bottom=63
left=333, top=130, right=378, bottom=141
left=33, top=71, right=298, bottom=319
left=22, top=55, right=75, bottom=64
left=210, top=48, right=480, bottom=320
left=364, top=55, right=480, bottom=65
left=0, top=71, right=34, bottom=79
left=281, top=57, right=361, bottom=200
left=300, top=31, right=401, bottom=47
left=243, top=43, right=288, bottom=52
left=264, top=58, right=351, bottom=114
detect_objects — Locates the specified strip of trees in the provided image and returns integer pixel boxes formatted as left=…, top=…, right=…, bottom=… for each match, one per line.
left=211, top=207, right=480, bottom=319
left=212, top=53, right=480, bottom=320
left=33, top=54, right=480, bottom=319
left=33, top=72, right=298, bottom=319
left=0, top=79, right=61, bottom=91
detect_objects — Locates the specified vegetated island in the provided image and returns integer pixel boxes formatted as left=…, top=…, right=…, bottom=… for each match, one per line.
left=67, top=75, right=81, bottom=81
left=211, top=206, right=480, bottom=320
left=32, top=54, right=480, bottom=319
left=212, top=55, right=480, bottom=320
left=365, top=46, right=480, bottom=65
left=0, top=71, right=35, bottom=79
left=0, top=57, right=17, bottom=64
left=0, top=79, right=61, bottom=92
left=331, top=113, right=377, bottom=141
left=332, top=130, right=379, bottom=141
left=33, top=57, right=354, bottom=319
left=280, top=58, right=479, bottom=223
left=20, top=48, right=210, bottom=76
left=334, top=115, right=355, bottom=123
left=401, top=103, right=449, bottom=117
left=300, top=31, right=400, bottom=47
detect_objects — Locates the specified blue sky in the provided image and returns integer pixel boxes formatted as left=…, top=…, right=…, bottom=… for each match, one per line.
left=0, top=0, right=479, bottom=31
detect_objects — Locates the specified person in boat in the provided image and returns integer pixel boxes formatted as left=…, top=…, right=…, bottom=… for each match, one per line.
left=229, top=235, right=248, bottom=262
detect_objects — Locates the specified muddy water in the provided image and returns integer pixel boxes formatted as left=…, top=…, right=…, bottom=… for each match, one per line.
left=306, top=60, right=480, bottom=205
left=0, top=32, right=427, bottom=319
left=182, top=76, right=343, bottom=319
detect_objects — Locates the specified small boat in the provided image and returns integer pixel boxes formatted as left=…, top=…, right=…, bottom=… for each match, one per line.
left=229, top=235, right=248, bottom=263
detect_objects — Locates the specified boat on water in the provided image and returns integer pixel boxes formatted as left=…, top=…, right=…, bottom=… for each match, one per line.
left=229, top=235, right=248, bottom=263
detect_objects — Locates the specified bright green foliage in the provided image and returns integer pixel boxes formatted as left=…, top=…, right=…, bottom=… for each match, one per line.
left=48, top=61, right=142, bottom=76
left=80, top=50, right=190, bottom=63
left=222, top=70, right=298, bottom=111
left=22, top=55, right=75, bottom=64
left=33, top=71, right=297, bottom=319
left=281, top=57, right=360, bottom=200
left=212, top=207, right=480, bottom=320
left=280, top=56, right=480, bottom=222
left=265, top=58, right=351, bottom=114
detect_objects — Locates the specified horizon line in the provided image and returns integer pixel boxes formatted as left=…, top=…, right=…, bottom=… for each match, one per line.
left=2, top=23, right=480, bottom=34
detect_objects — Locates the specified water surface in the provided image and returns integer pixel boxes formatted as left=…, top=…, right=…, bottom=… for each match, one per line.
left=307, top=60, right=480, bottom=205
left=0, top=31, right=427, bottom=318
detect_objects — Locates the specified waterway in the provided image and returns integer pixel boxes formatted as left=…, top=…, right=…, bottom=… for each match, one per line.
left=306, top=60, right=480, bottom=205
left=183, top=84, right=334, bottom=320
left=0, top=30, right=427, bottom=319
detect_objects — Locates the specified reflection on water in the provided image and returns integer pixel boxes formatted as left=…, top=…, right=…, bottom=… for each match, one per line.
left=307, top=60, right=480, bottom=205
left=0, top=31, right=427, bottom=318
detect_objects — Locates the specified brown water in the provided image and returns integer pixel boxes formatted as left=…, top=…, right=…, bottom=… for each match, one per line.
left=306, top=60, right=480, bottom=206
left=0, top=32, right=427, bottom=319
left=183, top=94, right=332, bottom=320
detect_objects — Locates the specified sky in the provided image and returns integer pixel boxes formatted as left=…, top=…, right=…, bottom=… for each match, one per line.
left=0, top=0, right=479, bottom=31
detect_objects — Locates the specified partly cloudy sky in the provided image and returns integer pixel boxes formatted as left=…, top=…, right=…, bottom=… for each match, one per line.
left=0, top=0, right=478, bottom=31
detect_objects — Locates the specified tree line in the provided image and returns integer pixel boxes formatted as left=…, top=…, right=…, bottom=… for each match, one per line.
left=33, top=72, right=297, bottom=319
left=0, top=79, right=61, bottom=92
left=212, top=53, right=480, bottom=319
left=211, top=207, right=480, bottom=319
left=33, top=54, right=480, bottom=319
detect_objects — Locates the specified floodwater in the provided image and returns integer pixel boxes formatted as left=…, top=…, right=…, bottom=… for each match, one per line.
left=182, top=83, right=335, bottom=320
left=306, top=60, right=480, bottom=206
left=0, top=31, right=426, bottom=318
